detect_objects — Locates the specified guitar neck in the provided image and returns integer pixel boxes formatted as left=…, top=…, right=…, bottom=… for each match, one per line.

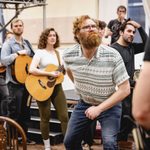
left=57, top=65, right=65, bottom=74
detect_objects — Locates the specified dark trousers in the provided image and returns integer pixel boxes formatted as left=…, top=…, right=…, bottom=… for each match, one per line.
left=118, top=89, right=134, bottom=141
left=83, top=120, right=96, bottom=146
left=0, top=76, right=9, bottom=116
left=37, top=84, right=69, bottom=140
left=7, top=82, right=31, bottom=137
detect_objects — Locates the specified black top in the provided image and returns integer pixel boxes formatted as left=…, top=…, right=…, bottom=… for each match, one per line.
left=107, top=19, right=126, bottom=44
left=111, top=27, right=148, bottom=87
left=144, top=36, right=150, bottom=61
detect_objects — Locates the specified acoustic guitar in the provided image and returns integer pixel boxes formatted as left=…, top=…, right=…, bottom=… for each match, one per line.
left=25, top=64, right=64, bottom=101
left=11, top=55, right=32, bottom=84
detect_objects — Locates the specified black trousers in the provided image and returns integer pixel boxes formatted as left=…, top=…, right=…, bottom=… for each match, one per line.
left=0, top=76, right=9, bottom=116
left=83, top=120, right=96, bottom=146
left=7, top=82, right=31, bottom=137
left=118, top=89, right=134, bottom=141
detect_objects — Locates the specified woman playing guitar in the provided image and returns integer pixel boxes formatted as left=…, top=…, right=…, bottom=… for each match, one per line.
left=28, top=28, right=69, bottom=150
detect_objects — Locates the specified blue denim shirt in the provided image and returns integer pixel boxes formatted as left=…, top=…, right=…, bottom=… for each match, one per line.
left=1, top=36, right=33, bottom=84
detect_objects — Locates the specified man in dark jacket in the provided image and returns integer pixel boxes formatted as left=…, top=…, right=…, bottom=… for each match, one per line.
left=111, top=20, right=148, bottom=146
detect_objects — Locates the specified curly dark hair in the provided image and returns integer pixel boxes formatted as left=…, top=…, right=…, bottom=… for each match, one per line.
left=38, top=28, right=60, bottom=49
left=98, top=20, right=106, bottom=30
left=119, top=22, right=136, bottom=33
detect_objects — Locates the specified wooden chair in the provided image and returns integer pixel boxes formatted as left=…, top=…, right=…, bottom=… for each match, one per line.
left=0, top=116, right=27, bottom=150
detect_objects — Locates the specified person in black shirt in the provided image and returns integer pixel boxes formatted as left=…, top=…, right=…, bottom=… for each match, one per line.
left=105, top=5, right=127, bottom=44
left=132, top=36, right=150, bottom=130
left=111, top=20, right=148, bottom=144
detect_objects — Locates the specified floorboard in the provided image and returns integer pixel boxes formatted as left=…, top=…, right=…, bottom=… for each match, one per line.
left=25, top=139, right=103, bottom=150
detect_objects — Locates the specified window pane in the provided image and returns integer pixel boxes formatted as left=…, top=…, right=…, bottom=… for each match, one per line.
left=128, top=0, right=142, bottom=3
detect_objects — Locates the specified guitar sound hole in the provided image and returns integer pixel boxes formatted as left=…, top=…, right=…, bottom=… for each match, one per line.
left=38, top=79, right=47, bottom=89
left=47, top=79, right=56, bottom=88
left=48, top=76, right=55, bottom=80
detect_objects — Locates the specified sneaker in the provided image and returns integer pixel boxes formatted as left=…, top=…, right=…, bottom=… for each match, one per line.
left=118, top=141, right=135, bottom=149
left=26, top=139, right=36, bottom=145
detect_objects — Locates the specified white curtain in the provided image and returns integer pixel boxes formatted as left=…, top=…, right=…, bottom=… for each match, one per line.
left=143, top=0, right=150, bottom=27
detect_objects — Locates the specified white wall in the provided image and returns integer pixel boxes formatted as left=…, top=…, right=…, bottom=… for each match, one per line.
left=4, top=0, right=99, bottom=24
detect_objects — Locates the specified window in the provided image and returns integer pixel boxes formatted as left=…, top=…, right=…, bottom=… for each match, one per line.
left=128, top=0, right=142, bottom=3
left=128, top=0, right=145, bottom=42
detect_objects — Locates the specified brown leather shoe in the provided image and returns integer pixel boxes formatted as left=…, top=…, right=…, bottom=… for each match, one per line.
left=118, top=141, right=135, bottom=150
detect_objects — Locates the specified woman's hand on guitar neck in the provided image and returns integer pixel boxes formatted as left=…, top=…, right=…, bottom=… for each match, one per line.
left=48, top=71, right=61, bottom=78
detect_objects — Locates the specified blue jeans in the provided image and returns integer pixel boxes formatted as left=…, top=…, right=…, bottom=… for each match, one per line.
left=64, top=100, right=121, bottom=150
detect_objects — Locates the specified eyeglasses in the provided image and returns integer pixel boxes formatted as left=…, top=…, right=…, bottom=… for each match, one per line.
left=80, top=24, right=97, bottom=30
left=118, top=10, right=126, bottom=13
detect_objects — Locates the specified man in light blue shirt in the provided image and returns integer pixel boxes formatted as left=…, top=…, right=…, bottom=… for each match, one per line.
left=1, top=18, right=35, bottom=144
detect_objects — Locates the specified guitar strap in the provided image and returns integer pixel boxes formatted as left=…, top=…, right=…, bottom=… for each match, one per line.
left=54, top=50, right=66, bottom=75
left=24, top=39, right=35, bottom=57
left=23, top=40, right=35, bottom=106
left=54, top=50, right=61, bottom=66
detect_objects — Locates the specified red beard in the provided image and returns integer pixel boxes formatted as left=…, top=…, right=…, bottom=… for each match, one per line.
left=79, top=31, right=101, bottom=49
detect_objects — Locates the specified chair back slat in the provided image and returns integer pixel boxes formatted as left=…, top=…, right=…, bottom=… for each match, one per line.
left=0, top=116, right=27, bottom=150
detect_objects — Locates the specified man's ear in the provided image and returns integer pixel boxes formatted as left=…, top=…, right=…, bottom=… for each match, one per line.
left=76, top=32, right=79, bottom=39
left=76, top=32, right=80, bottom=42
left=119, top=30, right=123, bottom=36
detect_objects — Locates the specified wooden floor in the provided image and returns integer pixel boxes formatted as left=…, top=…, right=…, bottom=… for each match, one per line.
left=25, top=139, right=136, bottom=150
left=26, top=140, right=103, bottom=150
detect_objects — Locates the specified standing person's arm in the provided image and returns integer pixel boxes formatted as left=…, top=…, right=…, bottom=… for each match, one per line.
left=138, top=27, right=148, bottom=44
left=132, top=37, right=150, bottom=130
left=105, top=27, right=113, bottom=38
left=129, top=20, right=148, bottom=54
left=105, top=20, right=113, bottom=38
left=132, top=62, right=150, bottom=129
left=85, top=79, right=130, bottom=120
left=1, top=40, right=30, bottom=66
left=1, top=41, right=18, bottom=66
left=66, top=68, right=74, bottom=83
